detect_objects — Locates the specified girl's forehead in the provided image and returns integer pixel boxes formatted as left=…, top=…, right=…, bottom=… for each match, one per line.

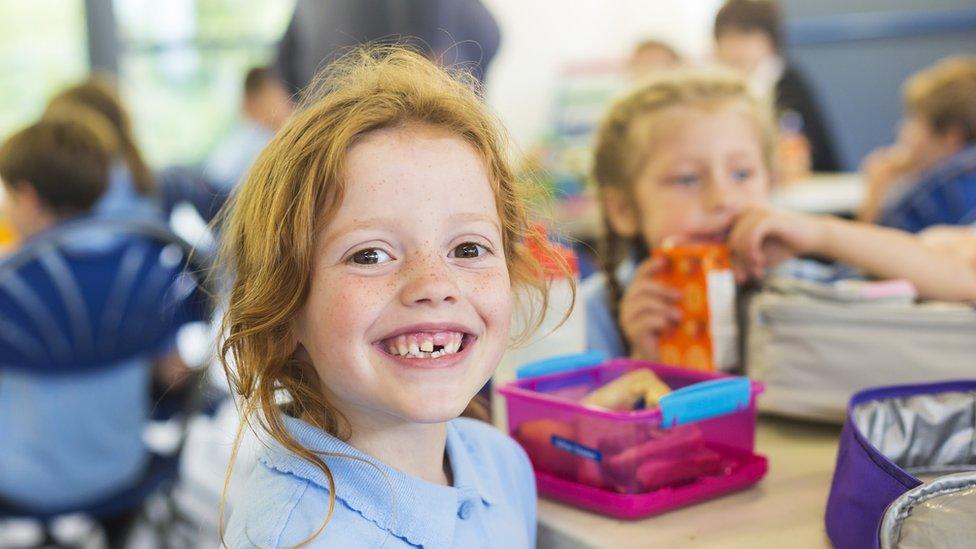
left=353, top=122, right=466, bottom=150
left=327, top=126, right=499, bottom=229
left=345, top=128, right=487, bottom=188
left=629, top=103, right=761, bottom=161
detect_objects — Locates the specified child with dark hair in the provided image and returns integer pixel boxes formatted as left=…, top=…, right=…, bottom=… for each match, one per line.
left=204, top=65, right=294, bottom=194
left=0, top=115, right=192, bottom=545
left=0, top=114, right=112, bottom=240
left=714, top=0, right=839, bottom=173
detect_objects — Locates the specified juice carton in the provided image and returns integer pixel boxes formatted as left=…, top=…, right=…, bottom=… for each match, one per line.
left=652, top=243, right=737, bottom=371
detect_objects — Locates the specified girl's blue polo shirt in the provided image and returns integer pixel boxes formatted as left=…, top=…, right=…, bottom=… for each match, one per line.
left=226, top=415, right=537, bottom=548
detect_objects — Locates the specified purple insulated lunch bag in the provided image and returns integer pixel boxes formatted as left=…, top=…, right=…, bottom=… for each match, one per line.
left=825, top=380, right=976, bottom=548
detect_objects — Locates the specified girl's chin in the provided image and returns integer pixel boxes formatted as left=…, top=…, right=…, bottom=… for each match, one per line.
left=395, top=402, right=472, bottom=424
left=390, top=385, right=483, bottom=424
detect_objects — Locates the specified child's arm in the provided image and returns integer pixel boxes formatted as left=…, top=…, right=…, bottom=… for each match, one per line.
left=919, top=225, right=976, bottom=272
left=730, top=208, right=976, bottom=302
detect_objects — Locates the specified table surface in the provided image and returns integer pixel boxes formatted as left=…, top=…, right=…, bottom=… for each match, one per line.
left=537, top=416, right=843, bottom=549
left=769, top=173, right=864, bottom=216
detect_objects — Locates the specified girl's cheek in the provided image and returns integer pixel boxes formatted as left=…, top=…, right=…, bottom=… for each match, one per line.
left=318, top=274, right=393, bottom=321
left=470, top=267, right=512, bottom=311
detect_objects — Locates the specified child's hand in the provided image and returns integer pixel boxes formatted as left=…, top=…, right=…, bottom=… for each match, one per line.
left=859, top=145, right=913, bottom=222
left=618, top=257, right=682, bottom=362
left=862, top=145, right=912, bottom=190
left=728, top=207, right=828, bottom=281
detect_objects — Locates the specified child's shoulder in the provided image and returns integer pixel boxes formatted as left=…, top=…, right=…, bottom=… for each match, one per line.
left=580, top=271, right=628, bottom=358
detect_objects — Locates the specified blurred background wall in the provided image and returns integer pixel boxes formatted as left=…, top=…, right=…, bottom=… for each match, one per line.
left=1, top=0, right=973, bottom=170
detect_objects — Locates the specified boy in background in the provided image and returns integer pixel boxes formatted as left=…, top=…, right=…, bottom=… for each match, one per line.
left=204, top=66, right=294, bottom=194
left=0, top=113, right=111, bottom=243
left=860, top=56, right=976, bottom=232
left=162, top=66, right=294, bottom=224
left=0, top=114, right=187, bottom=544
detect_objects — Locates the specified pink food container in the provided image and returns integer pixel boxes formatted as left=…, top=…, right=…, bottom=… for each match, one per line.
left=498, top=357, right=768, bottom=519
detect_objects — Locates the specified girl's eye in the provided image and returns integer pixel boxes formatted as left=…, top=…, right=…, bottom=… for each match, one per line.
left=732, top=168, right=754, bottom=182
left=451, top=242, right=489, bottom=259
left=349, top=248, right=393, bottom=265
left=668, top=173, right=700, bottom=187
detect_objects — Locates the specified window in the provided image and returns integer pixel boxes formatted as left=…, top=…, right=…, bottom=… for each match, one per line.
left=0, top=1, right=88, bottom=140
left=113, top=0, right=294, bottom=166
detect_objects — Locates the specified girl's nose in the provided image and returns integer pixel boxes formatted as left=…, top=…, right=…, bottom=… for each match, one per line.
left=704, top=177, right=736, bottom=212
left=399, top=253, right=460, bottom=307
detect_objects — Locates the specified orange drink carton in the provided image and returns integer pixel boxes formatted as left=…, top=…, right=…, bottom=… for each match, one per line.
left=652, top=243, right=737, bottom=371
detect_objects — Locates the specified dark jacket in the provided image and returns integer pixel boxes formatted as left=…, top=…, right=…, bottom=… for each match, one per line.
left=274, top=0, right=501, bottom=95
left=776, top=65, right=840, bottom=172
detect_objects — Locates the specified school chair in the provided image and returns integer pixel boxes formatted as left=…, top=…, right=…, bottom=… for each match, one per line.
left=0, top=216, right=214, bottom=548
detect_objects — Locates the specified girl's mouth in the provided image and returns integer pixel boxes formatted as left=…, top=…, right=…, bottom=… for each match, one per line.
left=690, top=226, right=733, bottom=244
left=663, top=227, right=731, bottom=248
left=376, top=330, right=475, bottom=359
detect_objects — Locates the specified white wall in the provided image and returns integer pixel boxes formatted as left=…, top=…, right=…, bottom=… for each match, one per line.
left=483, top=0, right=723, bottom=148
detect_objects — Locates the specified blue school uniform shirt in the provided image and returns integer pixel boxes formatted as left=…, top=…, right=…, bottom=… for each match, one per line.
left=582, top=261, right=634, bottom=359
left=225, top=415, right=537, bottom=548
left=94, top=161, right=164, bottom=222
left=583, top=256, right=861, bottom=358
left=0, top=217, right=151, bottom=509
left=204, top=119, right=273, bottom=193
left=878, top=144, right=976, bottom=233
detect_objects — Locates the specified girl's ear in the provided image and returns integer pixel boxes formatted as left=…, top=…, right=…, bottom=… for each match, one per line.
left=601, top=187, right=641, bottom=238
left=288, top=317, right=305, bottom=357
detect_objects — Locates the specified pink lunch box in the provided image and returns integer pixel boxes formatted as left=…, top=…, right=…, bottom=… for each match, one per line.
left=498, top=357, right=768, bottom=519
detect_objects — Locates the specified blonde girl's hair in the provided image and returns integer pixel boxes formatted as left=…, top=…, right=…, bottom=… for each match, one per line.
left=46, top=73, right=155, bottom=195
left=217, top=45, right=567, bottom=545
left=591, top=68, right=775, bottom=352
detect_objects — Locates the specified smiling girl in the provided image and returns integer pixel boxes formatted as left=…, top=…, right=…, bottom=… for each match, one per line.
left=220, top=47, right=563, bottom=547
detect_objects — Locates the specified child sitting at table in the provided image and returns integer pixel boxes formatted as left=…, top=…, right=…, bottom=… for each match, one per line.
left=860, top=56, right=976, bottom=231
left=583, top=68, right=976, bottom=360
left=0, top=112, right=112, bottom=245
left=0, top=112, right=190, bottom=543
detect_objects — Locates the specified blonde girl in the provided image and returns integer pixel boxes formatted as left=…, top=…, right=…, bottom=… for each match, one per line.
left=220, top=46, right=563, bottom=547
left=46, top=75, right=161, bottom=221
left=584, top=69, right=976, bottom=362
